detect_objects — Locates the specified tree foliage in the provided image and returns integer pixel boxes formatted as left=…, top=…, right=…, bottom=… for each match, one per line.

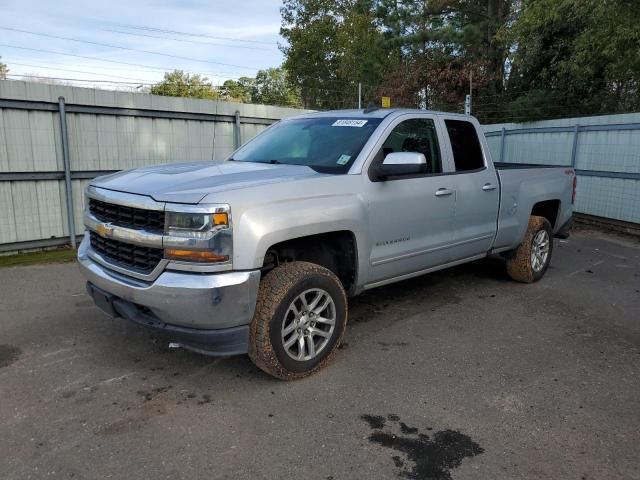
left=279, top=0, right=640, bottom=122
left=0, top=57, right=8, bottom=80
left=150, top=70, right=220, bottom=99
left=253, top=68, right=302, bottom=107
left=506, top=0, right=640, bottom=120
left=222, top=77, right=255, bottom=103
left=151, top=68, right=301, bottom=108
left=280, top=0, right=388, bottom=109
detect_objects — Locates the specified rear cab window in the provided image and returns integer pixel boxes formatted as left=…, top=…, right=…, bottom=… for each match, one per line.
left=444, top=119, right=485, bottom=172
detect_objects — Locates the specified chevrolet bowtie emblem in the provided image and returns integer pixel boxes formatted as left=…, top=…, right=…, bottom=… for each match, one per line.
left=96, top=223, right=114, bottom=238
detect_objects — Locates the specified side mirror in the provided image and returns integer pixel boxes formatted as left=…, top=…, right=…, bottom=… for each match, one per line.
left=373, top=152, right=426, bottom=181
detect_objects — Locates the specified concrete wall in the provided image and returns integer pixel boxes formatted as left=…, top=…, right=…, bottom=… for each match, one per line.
left=0, top=80, right=309, bottom=251
left=483, top=113, right=640, bottom=225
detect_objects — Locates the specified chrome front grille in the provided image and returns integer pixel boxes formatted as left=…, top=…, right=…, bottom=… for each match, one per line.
left=89, top=231, right=163, bottom=274
left=89, top=198, right=165, bottom=232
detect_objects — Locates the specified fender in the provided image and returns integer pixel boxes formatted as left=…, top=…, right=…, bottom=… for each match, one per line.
left=231, top=192, right=371, bottom=287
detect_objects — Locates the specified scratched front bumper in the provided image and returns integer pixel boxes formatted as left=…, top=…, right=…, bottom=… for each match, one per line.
left=77, top=233, right=260, bottom=330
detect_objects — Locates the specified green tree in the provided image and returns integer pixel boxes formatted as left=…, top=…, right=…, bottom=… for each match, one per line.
left=252, top=68, right=302, bottom=107
left=374, top=0, right=513, bottom=117
left=506, top=0, right=640, bottom=121
left=222, top=77, right=255, bottom=102
left=150, top=70, right=220, bottom=99
left=281, top=0, right=388, bottom=109
left=0, top=57, right=8, bottom=80
left=280, top=0, right=513, bottom=116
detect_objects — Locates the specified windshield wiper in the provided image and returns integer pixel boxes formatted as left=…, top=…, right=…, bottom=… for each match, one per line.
left=231, top=159, right=283, bottom=164
left=252, top=159, right=283, bottom=164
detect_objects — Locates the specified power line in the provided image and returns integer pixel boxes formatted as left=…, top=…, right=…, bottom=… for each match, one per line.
left=0, top=26, right=260, bottom=71
left=4, top=56, right=245, bottom=79
left=3, top=73, right=385, bottom=102
left=112, top=22, right=278, bottom=46
left=0, top=44, right=252, bottom=79
left=6, top=62, right=152, bottom=82
left=103, top=29, right=275, bottom=51
left=7, top=74, right=155, bottom=86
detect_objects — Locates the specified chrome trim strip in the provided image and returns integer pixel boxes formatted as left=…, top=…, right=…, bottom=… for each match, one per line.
left=83, top=212, right=163, bottom=248
left=166, top=260, right=232, bottom=273
left=165, top=203, right=230, bottom=214
left=87, top=186, right=165, bottom=211
left=370, top=234, right=494, bottom=267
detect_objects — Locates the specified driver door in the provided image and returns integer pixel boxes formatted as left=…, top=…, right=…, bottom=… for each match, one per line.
left=362, top=115, right=457, bottom=286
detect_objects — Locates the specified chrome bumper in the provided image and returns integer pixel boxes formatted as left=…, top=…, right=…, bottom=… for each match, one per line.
left=77, top=234, right=260, bottom=330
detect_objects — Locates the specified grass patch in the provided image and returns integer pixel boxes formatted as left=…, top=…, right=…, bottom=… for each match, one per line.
left=0, top=247, right=77, bottom=268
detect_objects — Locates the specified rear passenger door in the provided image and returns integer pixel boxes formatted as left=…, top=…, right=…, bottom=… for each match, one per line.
left=442, top=118, right=500, bottom=259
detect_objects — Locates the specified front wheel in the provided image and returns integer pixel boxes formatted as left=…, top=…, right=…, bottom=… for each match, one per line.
left=248, top=261, right=348, bottom=380
left=506, top=215, right=554, bottom=283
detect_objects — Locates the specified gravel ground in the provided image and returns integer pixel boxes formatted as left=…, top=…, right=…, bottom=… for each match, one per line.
left=1, top=228, right=639, bottom=480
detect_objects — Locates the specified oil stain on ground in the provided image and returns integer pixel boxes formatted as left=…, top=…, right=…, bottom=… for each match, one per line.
left=0, top=345, right=21, bottom=368
left=361, top=414, right=483, bottom=480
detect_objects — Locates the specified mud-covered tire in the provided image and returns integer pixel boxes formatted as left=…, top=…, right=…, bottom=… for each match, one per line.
left=248, top=261, right=348, bottom=380
left=506, top=215, right=554, bottom=283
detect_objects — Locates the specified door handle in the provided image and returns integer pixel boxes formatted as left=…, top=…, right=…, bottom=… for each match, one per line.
left=482, top=183, right=497, bottom=191
left=435, top=188, right=453, bottom=197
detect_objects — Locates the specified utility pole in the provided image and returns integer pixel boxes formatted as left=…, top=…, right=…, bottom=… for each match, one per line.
left=358, top=82, right=362, bottom=109
left=465, top=71, right=473, bottom=115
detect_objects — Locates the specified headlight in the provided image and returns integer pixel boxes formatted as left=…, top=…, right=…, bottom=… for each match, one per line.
left=165, top=212, right=228, bottom=234
left=163, top=205, right=232, bottom=264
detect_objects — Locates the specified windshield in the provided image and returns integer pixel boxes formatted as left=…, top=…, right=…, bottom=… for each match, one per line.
left=230, top=116, right=383, bottom=173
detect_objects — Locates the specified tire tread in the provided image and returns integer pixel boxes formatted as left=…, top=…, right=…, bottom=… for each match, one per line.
left=506, top=215, right=553, bottom=283
left=248, top=261, right=347, bottom=380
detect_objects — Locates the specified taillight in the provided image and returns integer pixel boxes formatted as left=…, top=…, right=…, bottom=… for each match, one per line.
left=572, top=175, right=577, bottom=204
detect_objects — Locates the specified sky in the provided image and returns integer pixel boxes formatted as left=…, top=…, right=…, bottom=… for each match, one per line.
left=0, top=0, right=285, bottom=89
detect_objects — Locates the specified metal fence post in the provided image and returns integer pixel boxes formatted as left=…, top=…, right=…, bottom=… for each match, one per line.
left=570, top=124, right=580, bottom=167
left=58, top=96, right=76, bottom=249
left=234, top=110, right=241, bottom=149
left=499, top=127, right=506, bottom=162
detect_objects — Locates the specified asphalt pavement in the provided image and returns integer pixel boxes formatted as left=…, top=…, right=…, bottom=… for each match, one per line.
left=1, top=228, right=639, bottom=480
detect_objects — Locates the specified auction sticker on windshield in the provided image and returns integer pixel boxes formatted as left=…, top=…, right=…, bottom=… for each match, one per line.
left=332, top=119, right=368, bottom=127
left=336, top=154, right=351, bottom=165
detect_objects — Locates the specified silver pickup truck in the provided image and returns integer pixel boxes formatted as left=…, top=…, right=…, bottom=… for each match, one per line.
left=78, top=109, right=575, bottom=379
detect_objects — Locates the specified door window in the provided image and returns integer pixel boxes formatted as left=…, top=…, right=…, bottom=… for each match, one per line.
left=379, top=118, right=442, bottom=174
left=444, top=120, right=485, bottom=172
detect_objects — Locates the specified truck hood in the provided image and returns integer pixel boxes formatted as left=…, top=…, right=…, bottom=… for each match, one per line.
left=90, top=161, right=323, bottom=204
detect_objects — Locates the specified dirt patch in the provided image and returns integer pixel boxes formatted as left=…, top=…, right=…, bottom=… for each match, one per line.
left=362, top=414, right=483, bottom=480
left=0, top=345, right=21, bottom=368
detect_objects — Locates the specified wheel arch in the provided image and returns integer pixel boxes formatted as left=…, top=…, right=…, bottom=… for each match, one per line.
left=261, top=230, right=359, bottom=294
left=531, top=199, right=561, bottom=229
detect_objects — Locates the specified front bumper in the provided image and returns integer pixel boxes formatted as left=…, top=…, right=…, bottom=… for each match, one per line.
left=77, top=234, right=260, bottom=354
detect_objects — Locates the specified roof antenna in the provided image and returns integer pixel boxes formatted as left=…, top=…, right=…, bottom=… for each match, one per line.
left=363, top=103, right=379, bottom=114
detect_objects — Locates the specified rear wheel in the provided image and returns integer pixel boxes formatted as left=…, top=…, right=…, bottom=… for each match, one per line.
left=506, top=215, right=553, bottom=283
left=248, top=261, right=347, bottom=380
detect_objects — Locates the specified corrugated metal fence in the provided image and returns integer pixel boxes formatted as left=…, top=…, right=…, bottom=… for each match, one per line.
left=0, top=80, right=308, bottom=252
left=1, top=82, right=637, bottom=253
left=483, top=113, right=640, bottom=225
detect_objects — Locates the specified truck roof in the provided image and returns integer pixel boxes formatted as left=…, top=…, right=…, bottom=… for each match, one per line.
left=296, top=108, right=472, bottom=120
